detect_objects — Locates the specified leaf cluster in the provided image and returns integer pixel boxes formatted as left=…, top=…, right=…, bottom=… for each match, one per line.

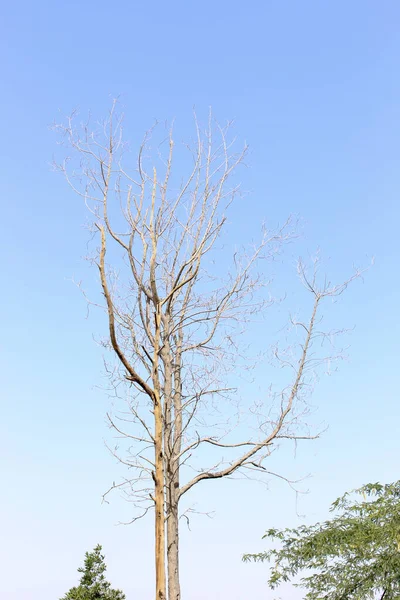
left=244, top=482, right=400, bottom=600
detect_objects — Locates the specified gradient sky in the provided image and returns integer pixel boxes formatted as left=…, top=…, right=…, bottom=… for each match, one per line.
left=1, top=1, right=400, bottom=599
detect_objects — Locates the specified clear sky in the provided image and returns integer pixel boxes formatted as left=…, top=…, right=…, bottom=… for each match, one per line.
left=1, top=1, right=399, bottom=599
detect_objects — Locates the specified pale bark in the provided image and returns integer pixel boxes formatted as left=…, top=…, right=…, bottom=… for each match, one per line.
left=166, top=489, right=180, bottom=600
left=154, top=392, right=166, bottom=600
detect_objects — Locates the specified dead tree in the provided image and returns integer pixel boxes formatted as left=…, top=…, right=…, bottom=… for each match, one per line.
left=54, top=103, right=360, bottom=600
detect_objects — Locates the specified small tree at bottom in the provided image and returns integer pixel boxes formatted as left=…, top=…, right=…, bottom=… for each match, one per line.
left=61, top=544, right=125, bottom=600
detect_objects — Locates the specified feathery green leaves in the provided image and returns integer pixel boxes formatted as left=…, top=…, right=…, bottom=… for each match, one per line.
left=244, top=481, right=400, bottom=600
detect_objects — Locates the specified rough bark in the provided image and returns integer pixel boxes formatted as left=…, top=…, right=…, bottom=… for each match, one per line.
left=154, top=393, right=166, bottom=600
left=166, top=489, right=180, bottom=600
left=166, top=342, right=183, bottom=600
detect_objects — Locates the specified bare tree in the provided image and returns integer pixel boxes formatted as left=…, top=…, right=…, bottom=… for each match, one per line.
left=54, top=102, right=360, bottom=600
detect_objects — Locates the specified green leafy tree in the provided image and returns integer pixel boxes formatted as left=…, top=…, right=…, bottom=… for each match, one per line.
left=244, top=481, right=400, bottom=600
left=61, top=544, right=125, bottom=600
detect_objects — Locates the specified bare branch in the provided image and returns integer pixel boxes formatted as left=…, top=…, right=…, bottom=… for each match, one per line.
left=54, top=103, right=361, bottom=600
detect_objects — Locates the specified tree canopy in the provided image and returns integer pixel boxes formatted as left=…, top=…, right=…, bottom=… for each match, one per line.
left=61, top=544, right=125, bottom=600
left=244, top=481, right=400, bottom=600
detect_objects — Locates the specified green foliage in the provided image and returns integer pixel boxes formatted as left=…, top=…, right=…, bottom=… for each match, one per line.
left=61, top=544, right=126, bottom=600
left=244, top=481, right=400, bottom=600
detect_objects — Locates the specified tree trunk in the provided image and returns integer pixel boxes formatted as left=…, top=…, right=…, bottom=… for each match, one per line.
left=167, top=349, right=183, bottom=600
left=167, top=486, right=180, bottom=600
left=154, top=394, right=166, bottom=600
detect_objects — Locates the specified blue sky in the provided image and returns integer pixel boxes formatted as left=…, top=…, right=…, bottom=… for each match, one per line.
left=1, top=1, right=399, bottom=598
